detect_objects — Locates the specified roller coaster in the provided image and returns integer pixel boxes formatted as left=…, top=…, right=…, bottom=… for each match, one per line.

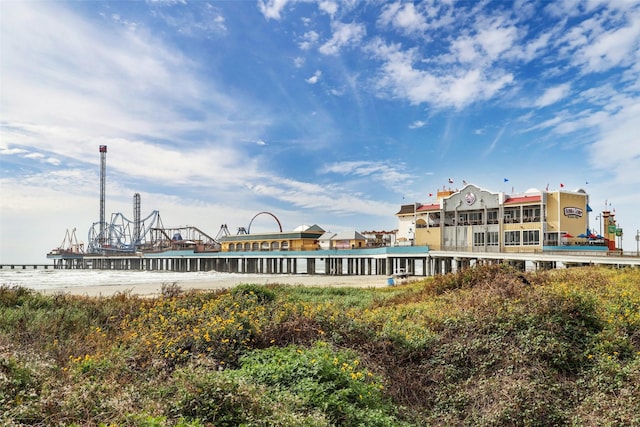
left=85, top=209, right=235, bottom=254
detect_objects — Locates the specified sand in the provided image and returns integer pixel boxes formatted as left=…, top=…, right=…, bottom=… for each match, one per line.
left=37, top=274, right=406, bottom=297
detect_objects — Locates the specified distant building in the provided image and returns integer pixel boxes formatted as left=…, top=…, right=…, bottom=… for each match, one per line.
left=219, top=224, right=325, bottom=252
left=331, top=231, right=367, bottom=249
left=219, top=226, right=372, bottom=252
left=360, top=230, right=397, bottom=247
left=318, top=231, right=336, bottom=250
left=396, top=183, right=616, bottom=252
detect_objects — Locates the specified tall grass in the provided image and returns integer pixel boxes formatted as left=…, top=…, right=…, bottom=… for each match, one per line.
left=1, top=265, right=639, bottom=426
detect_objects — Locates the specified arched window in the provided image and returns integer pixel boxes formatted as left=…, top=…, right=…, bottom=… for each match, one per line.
left=261, top=241, right=269, bottom=251
left=281, top=241, right=289, bottom=251
left=271, top=241, right=279, bottom=250
left=252, top=242, right=259, bottom=251
left=229, top=243, right=235, bottom=251
left=244, top=243, right=251, bottom=251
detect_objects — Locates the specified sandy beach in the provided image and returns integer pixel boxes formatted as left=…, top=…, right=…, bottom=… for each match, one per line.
left=38, top=274, right=407, bottom=297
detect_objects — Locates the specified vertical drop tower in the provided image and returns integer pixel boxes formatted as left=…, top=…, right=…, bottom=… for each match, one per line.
left=99, top=145, right=107, bottom=244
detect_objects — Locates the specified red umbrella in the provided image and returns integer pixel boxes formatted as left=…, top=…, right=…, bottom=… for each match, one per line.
left=562, top=233, right=573, bottom=238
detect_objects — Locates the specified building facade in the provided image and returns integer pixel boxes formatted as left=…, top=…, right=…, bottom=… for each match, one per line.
left=396, top=184, right=605, bottom=252
left=219, top=224, right=326, bottom=252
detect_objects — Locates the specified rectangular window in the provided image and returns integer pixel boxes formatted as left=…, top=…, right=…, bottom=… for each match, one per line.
left=504, top=230, right=520, bottom=246
left=504, top=208, right=521, bottom=223
left=522, top=206, right=541, bottom=222
left=544, top=233, right=558, bottom=246
left=487, top=231, right=499, bottom=246
left=473, top=232, right=485, bottom=246
left=469, top=211, right=483, bottom=224
left=523, top=230, right=540, bottom=245
left=487, top=210, right=499, bottom=224
left=459, top=212, right=468, bottom=225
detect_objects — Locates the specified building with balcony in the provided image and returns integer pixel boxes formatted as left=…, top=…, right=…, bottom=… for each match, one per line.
left=396, top=183, right=615, bottom=252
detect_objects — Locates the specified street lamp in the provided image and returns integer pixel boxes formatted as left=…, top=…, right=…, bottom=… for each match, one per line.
left=595, top=214, right=602, bottom=237
left=636, top=229, right=639, bottom=256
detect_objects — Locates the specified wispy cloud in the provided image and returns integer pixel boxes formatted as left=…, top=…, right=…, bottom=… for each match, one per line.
left=534, top=83, right=571, bottom=107
left=306, top=70, right=322, bottom=84
left=319, top=21, right=366, bottom=55
left=320, top=160, right=413, bottom=189
left=409, top=120, right=426, bottom=129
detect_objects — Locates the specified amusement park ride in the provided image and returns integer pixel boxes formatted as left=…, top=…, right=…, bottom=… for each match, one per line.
left=48, top=145, right=255, bottom=256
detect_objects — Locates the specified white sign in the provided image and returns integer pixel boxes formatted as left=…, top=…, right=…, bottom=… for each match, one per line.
left=563, top=207, right=583, bottom=218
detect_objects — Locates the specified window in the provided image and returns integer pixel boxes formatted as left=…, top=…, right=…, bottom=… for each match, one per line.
left=260, top=242, right=269, bottom=251
left=505, top=231, right=520, bottom=246
left=444, top=212, right=456, bottom=226
left=244, top=243, right=251, bottom=251
left=252, top=242, right=259, bottom=251
left=523, top=230, right=540, bottom=245
left=469, top=211, right=483, bottom=224
left=281, top=241, right=289, bottom=250
left=522, top=206, right=541, bottom=222
left=229, top=243, right=235, bottom=251
left=473, top=232, right=485, bottom=246
left=428, top=213, right=441, bottom=227
left=504, top=208, right=521, bottom=223
left=487, top=231, right=499, bottom=246
left=271, top=241, right=279, bottom=250
left=544, top=233, right=558, bottom=246
left=487, top=210, right=499, bottom=224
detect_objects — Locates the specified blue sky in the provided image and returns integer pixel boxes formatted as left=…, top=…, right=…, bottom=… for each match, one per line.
left=1, top=0, right=639, bottom=263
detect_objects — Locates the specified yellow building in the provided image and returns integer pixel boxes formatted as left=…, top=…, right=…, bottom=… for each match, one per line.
left=219, top=224, right=325, bottom=252
left=396, top=184, right=607, bottom=252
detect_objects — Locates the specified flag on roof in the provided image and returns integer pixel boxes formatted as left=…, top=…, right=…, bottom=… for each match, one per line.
left=545, top=184, right=549, bottom=191
left=587, top=204, right=593, bottom=212
left=462, top=180, right=467, bottom=185
left=428, top=193, right=433, bottom=197
left=448, top=178, right=454, bottom=184
left=504, top=178, right=509, bottom=182
left=560, top=183, right=565, bottom=188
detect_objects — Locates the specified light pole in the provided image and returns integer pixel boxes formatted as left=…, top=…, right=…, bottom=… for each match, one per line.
left=636, top=229, right=639, bottom=256
left=595, top=214, right=602, bottom=237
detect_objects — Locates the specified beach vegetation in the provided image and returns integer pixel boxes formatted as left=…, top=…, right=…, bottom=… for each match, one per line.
left=1, top=265, right=639, bottom=425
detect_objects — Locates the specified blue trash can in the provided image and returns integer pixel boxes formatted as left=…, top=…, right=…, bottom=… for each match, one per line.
left=387, top=277, right=395, bottom=286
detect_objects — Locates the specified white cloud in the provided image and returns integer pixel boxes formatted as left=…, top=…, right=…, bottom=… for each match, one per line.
left=588, top=99, right=640, bottom=180
left=0, top=2, right=275, bottom=189
left=318, top=0, right=338, bottom=17
left=574, top=12, right=640, bottom=72
left=534, top=83, right=572, bottom=107
left=293, top=56, right=305, bottom=68
left=319, top=21, right=366, bottom=55
left=306, top=70, right=322, bottom=84
left=258, top=0, right=291, bottom=20
left=409, top=120, right=426, bottom=129
left=368, top=39, right=514, bottom=109
left=151, top=3, right=228, bottom=38
left=320, top=160, right=413, bottom=189
left=298, top=30, right=319, bottom=50
left=378, top=2, right=427, bottom=35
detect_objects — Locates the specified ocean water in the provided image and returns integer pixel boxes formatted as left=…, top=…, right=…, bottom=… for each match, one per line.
left=0, top=268, right=266, bottom=291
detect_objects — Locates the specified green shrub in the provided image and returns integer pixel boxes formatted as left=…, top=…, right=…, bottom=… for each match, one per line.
left=236, top=341, right=409, bottom=427
left=231, top=283, right=277, bottom=303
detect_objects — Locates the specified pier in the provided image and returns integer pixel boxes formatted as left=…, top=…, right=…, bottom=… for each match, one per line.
left=45, top=246, right=640, bottom=275
left=0, top=264, right=54, bottom=270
